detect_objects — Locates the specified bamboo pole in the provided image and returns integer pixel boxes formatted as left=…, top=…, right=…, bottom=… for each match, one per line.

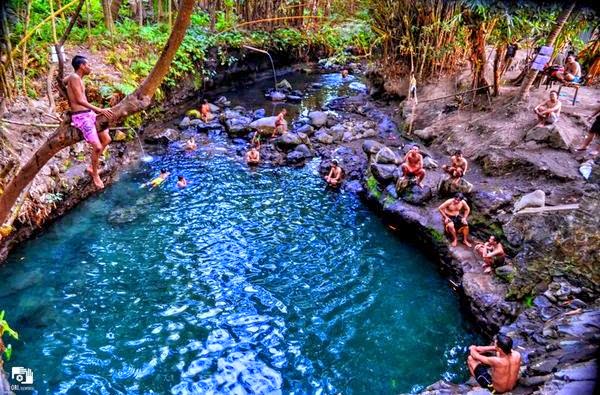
left=11, top=0, right=79, bottom=57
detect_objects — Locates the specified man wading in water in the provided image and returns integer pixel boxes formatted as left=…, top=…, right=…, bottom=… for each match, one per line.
left=467, top=334, right=521, bottom=393
left=64, top=55, right=114, bottom=189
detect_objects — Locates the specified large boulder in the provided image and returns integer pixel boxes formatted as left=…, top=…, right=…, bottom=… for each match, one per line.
left=370, top=163, right=398, bottom=183
left=224, top=116, right=253, bottom=136
left=275, top=133, right=303, bottom=149
left=178, top=117, right=191, bottom=129
left=328, top=124, right=346, bottom=142
left=525, top=125, right=571, bottom=150
left=269, top=91, right=286, bottom=101
left=249, top=116, right=277, bottom=133
left=374, top=147, right=398, bottom=164
left=276, top=79, right=293, bottom=91
left=362, top=140, right=384, bottom=156
left=438, top=177, right=474, bottom=195
left=399, top=183, right=433, bottom=205
left=308, top=111, right=328, bottom=128
left=513, top=190, right=545, bottom=213
left=144, top=128, right=180, bottom=144
left=314, top=130, right=334, bottom=144
left=294, top=124, right=314, bottom=136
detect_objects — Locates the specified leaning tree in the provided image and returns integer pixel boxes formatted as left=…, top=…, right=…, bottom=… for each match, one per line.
left=0, top=0, right=197, bottom=226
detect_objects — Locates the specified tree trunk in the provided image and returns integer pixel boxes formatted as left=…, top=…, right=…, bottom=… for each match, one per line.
left=518, top=2, right=576, bottom=100
left=469, top=21, right=490, bottom=90
left=493, top=44, right=506, bottom=96
left=110, top=0, right=123, bottom=21
left=102, top=0, right=115, bottom=36
left=0, top=0, right=196, bottom=227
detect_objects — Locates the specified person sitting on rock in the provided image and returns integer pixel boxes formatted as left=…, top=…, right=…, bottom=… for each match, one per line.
left=141, top=168, right=170, bottom=190
left=442, top=150, right=468, bottom=186
left=246, top=144, right=260, bottom=166
left=438, top=193, right=472, bottom=247
left=534, top=91, right=561, bottom=127
left=475, top=235, right=506, bottom=274
left=467, top=334, right=521, bottom=394
left=325, top=159, right=343, bottom=188
left=176, top=175, right=187, bottom=188
left=185, top=137, right=197, bottom=151
left=200, top=99, right=213, bottom=122
left=400, top=145, right=426, bottom=188
left=576, top=105, right=600, bottom=152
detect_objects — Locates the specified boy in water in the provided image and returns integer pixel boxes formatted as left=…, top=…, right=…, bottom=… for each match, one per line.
left=246, top=144, right=260, bottom=165
left=141, top=168, right=170, bottom=190
left=64, top=55, right=114, bottom=189
left=176, top=175, right=187, bottom=188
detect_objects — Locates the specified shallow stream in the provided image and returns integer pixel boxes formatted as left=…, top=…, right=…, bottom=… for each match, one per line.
left=0, top=72, right=480, bottom=394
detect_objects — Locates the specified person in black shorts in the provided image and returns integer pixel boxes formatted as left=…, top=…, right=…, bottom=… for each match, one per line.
left=577, top=106, right=600, bottom=151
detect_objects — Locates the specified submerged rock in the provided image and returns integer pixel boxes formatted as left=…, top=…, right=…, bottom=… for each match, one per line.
left=108, top=207, right=140, bottom=224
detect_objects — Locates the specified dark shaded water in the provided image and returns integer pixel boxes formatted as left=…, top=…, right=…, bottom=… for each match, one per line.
left=0, top=73, right=479, bottom=394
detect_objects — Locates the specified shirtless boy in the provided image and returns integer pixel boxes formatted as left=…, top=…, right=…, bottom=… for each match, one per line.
left=274, top=108, right=287, bottom=136
left=475, top=235, right=506, bottom=273
left=64, top=55, right=114, bottom=189
left=555, top=55, right=582, bottom=83
left=467, top=334, right=521, bottom=393
left=534, top=91, right=561, bottom=127
left=246, top=144, right=260, bottom=166
left=200, top=99, right=213, bottom=122
left=325, top=159, right=343, bottom=187
left=442, top=150, right=468, bottom=186
left=438, top=193, right=472, bottom=247
left=400, top=145, right=426, bottom=187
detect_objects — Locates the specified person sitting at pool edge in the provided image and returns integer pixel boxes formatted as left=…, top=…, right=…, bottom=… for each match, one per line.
left=185, top=137, right=197, bottom=151
left=534, top=91, right=561, bottom=127
left=142, top=168, right=170, bottom=189
left=475, top=235, right=506, bottom=274
left=438, top=193, right=472, bottom=247
left=176, top=175, right=187, bottom=188
left=442, top=150, right=468, bottom=186
left=400, top=145, right=426, bottom=188
left=200, top=99, right=213, bottom=122
left=467, top=334, right=521, bottom=394
left=246, top=144, right=260, bottom=165
left=325, top=159, right=343, bottom=187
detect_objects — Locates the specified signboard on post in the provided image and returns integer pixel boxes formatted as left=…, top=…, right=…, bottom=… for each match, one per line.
left=49, top=45, right=65, bottom=64
left=531, top=46, right=554, bottom=71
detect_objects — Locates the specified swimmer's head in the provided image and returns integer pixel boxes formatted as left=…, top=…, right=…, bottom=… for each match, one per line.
left=160, top=168, right=168, bottom=174
left=178, top=175, right=184, bottom=181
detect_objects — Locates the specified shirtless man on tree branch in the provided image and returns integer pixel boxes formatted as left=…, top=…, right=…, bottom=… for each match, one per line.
left=64, top=55, right=114, bottom=189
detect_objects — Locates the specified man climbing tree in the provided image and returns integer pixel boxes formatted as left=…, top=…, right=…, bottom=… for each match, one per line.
left=64, top=55, right=114, bottom=189
left=0, top=0, right=196, bottom=227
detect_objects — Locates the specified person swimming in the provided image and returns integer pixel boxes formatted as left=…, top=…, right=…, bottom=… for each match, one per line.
left=141, top=168, right=170, bottom=189
left=176, top=175, right=187, bottom=188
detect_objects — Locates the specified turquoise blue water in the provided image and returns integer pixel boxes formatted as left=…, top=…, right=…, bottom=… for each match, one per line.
left=0, top=144, right=478, bottom=394
left=0, top=73, right=479, bottom=394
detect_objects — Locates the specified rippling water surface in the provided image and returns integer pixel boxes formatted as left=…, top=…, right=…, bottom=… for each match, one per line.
left=0, top=73, right=479, bottom=394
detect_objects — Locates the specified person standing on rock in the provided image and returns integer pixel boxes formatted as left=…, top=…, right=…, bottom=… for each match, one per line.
left=442, top=150, right=468, bottom=186
left=200, top=99, right=213, bottom=122
left=400, top=145, right=426, bottom=187
left=274, top=108, right=287, bottom=137
left=438, top=193, right=472, bottom=247
left=325, top=159, right=343, bottom=188
left=64, top=55, right=114, bottom=189
left=467, top=334, right=521, bottom=393
left=534, top=91, right=561, bottom=127
left=576, top=106, right=600, bottom=152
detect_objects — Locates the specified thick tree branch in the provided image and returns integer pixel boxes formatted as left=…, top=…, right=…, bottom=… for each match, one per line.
left=0, top=0, right=196, bottom=227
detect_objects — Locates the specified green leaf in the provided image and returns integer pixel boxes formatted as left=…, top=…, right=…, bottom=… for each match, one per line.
left=4, top=344, right=12, bottom=361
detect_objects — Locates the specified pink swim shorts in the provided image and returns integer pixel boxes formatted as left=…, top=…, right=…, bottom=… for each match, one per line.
left=71, top=110, right=101, bottom=146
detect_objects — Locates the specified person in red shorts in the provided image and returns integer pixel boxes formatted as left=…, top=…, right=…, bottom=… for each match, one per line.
left=64, top=55, right=114, bottom=189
